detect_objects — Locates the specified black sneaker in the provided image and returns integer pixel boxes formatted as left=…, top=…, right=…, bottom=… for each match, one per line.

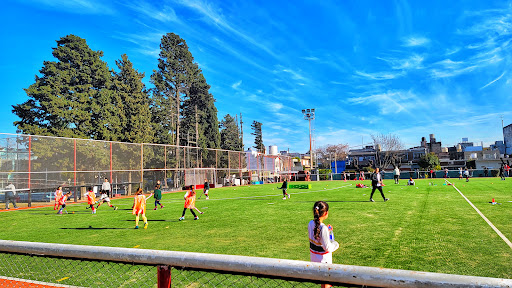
left=369, top=198, right=375, bottom=202
left=384, top=198, right=389, bottom=202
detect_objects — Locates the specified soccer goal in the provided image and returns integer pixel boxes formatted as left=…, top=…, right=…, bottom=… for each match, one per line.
left=184, top=168, right=216, bottom=188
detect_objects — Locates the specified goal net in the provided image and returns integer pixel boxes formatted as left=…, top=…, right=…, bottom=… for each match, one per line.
left=184, top=168, right=216, bottom=187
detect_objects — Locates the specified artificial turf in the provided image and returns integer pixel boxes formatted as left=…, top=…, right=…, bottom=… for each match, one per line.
left=1, top=177, right=511, bottom=279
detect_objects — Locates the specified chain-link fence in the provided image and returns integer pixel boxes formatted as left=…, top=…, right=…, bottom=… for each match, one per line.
left=0, top=252, right=155, bottom=288
left=0, top=240, right=510, bottom=288
left=0, top=133, right=293, bottom=208
left=312, top=168, right=508, bottom=181
left=0, top=252, right=321, bottom=288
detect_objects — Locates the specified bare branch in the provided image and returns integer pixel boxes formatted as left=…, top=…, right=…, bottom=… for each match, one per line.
left=371, top=133, right=405, bottom=170
left=315, top=143, right=349, bottom=168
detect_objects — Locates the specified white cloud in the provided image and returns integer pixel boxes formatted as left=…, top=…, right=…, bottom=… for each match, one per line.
left=377, top=54, right=424, bottom=70
left=348, top=90, right=424, bottom=116
left=211, top=38, right=270, bottom=72
left=402, top=36, right=430, bottom=47
left=445, top=47, right=461, bottom=55
left=281, top=68, right=306, bottom=81
left=480, top=71, right=506, bottom=89
left=231, top=80, right=242, bottom=90
left=355, top=70, right=403, bottom=80
left=173, top=0, right=278, bottom=59
left=267, top=103, right=284, bottom=111
left=23, top=0, right=115, bottom=14
left=136, top=48, right=160, bottom=57
left=113, top=32, right=163, bottom=46
left=125, top=2, right=179, bottom=22
left=430, top=64, right=477, bottom=78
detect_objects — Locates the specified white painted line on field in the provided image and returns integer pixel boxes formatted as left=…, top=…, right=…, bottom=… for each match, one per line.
left=82, top=184, right=354, bottom=205
left=445, top=179, right=512, bottom=250
left=0, top=275, right=88, bottom=287
left=205, top=184, right=353, bottom=201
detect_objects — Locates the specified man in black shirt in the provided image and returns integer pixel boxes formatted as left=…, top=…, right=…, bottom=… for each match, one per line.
left=370, top=168, right=389, bottom=202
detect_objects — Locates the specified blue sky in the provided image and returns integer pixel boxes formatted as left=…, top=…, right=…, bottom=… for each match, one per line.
left=2, top=0, right=512, bottom=153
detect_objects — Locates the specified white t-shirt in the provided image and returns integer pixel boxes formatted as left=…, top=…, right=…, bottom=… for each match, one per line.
left=6, top=184, right=16, bottom=195
left=101, top=182, right=111, bottom=191
left=308, top=220, right=339, bottom=264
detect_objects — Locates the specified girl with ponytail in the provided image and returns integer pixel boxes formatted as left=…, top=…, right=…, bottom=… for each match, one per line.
left=308, top=201, right=340, bottom=285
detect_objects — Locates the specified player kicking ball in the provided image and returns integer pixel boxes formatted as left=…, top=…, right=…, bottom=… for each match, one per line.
left=96, top=189, right=118, bottom=211
left=278, top=178, right=290, bottom=200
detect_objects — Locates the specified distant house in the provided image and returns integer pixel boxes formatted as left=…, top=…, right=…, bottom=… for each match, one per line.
left=347, top=146, right=377, bottom=168
left=464, top=147, right=502, bottom=169
left=504, top=123, right=512, bottom=155
left=421, top=134, right=442, bottom=154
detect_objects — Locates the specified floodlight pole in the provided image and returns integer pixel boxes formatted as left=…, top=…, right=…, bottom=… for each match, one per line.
left=302, top=109, right=316, bottom=181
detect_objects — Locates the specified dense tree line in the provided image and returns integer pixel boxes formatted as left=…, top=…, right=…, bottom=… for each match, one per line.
left=12, top=34, right=253, bottom=153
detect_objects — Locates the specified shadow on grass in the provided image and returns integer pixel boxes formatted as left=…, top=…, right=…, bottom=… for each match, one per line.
left=26, top=211, right=97, bottom=215
left=121, top=219, right=180, bottom=222
left=60, top=227, right=131, bottom=230
left=295, top=200, right=373, bottom=203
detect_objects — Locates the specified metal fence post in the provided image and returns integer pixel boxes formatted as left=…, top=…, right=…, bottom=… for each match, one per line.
left=28, top=135, right=32, bottom=207
left=157, top=265, right=171, bottom=288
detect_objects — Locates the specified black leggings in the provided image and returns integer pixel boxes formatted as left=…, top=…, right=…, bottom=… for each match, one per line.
left=182, top=208, right=197, bottom=217
left=370, top=186, right=386, bottom=200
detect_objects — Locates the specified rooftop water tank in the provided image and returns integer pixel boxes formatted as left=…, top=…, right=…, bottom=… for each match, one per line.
left=269, top=145, right=278, bottom=155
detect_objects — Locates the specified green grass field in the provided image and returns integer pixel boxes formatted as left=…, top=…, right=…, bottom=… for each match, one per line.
left=1, top=177, right=511, bottom=279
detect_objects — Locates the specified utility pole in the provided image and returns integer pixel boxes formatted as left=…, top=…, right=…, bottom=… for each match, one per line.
left=174, top=85, right=188, bottom=187
left=195, top=105, right=199, bottom=147
left=240, top=113, right=244, bottom=151
left=502, top=115, right=507, bottom=155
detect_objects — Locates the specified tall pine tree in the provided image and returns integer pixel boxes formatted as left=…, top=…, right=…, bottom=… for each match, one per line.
left=150, top=33, right=194, bottom=145
left=151, top=32, right=220, bottom=150
left=181, top=72, right=220, bottom=148
left=220, top=114, right=242, bottom=151
left=12, top=34, right=116, bottom=139
left=251, top=121, right=264, bottom=152
left=112, top=54, right=153, bottom=143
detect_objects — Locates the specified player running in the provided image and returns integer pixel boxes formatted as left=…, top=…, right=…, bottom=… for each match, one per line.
left=153, top=184, right=164, bottom=210
left=54, top=186, right=63, bottom=210
left=179, top=185, right=203, bottom=221
left=132, top=187, right=152, bottom=229
left=57, top=191, right=72, bottom=215
left=203, top=179, right=210, bottom=200
left=85, top=186, right=97, bottom=214
left=278, top=179, right=290, bottom=200
left=96, top=189, right=118, bottom=211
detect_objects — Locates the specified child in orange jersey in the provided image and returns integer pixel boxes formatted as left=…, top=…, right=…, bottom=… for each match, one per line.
left=54, top=186, right=63, bottom=210
left=132, top=187, right=152, bottom=229
left=57, top=191, right=72, bottom=215
left=85, top=186, right=97, bottom=214
left=179, top=185, right=203, bottom=221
